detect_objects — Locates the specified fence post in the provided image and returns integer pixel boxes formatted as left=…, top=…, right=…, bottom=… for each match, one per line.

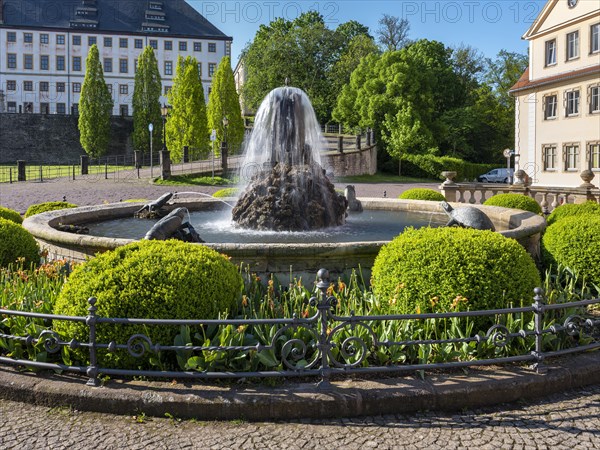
left=532, top=288, right=547, bottom=374
left=72, top=164, right=76, bottom=181
left=80, top=155, right=89, bottom=175
left=39, top=165, right=43, bottom=182
left=183, top=146, right=189, bottom=163
left=17, top=160, right=26, bottom=182
left=104, top=162, right=108, bottom=179
left=86, top=297, right=100, bottom=386
left=314, top=268, right=333, bottom=389
left=338, top=136, right=344, bottom=154
left=366, top=130, right=371, bottom=147
left=355, top=134, right=361, bottom=150
left=9, top=167, right=13, bottom=184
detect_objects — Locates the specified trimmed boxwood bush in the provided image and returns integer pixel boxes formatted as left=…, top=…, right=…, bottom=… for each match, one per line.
left=398, top=188, right=445, bottom=202
left=53, top=240, right=243, bottom=369
left=371, top=227, right=540, bottom=328
left=399, top=153, right=497, bottom=182
left=542, top=214, right=600, bottom=285
left=483, top=194, right=542, bottom=215
left=0, top=218, right=39, bottom=268
left=0, top=206, right=23, bottom=224
left=213, top=187, right=240, bottom=198
left=24, top=201, right=77, bottom=218
left=546, top=202, right=600, bottom=226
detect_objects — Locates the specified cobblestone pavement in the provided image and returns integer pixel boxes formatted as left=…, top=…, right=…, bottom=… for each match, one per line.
left=1, top=385, right=599, bottom=449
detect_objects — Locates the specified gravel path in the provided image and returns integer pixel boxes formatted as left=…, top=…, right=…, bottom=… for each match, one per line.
left=1, top=385, right=599, bottom=449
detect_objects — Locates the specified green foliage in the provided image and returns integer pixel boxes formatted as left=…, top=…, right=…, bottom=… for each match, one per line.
left=371, top=227, right=540, bottom=327
left=167, top=56, right=209, bottom=162
left=483, top=194, right=542, bottom=215
left=397, top=153, right=495, bottom=181
left=24, top=202, right=77, bottom=218
left=398, top=188, right=445, bottom=201
left=53, top=240, right=242, bottom=368
left=207, top=56, right=245, bottom=155
left=542, top=215, right=600, bottom=286
left=0, top=218, right=39, bottom=268
left=133, top=46, right=163, bottom=154
left=213, top=188, right=240, bottom=198
left=78, top=45, right=113, bottom=158
left=0, top=206, right=22, bottom=224
left=153, top=175, right=234, bottom=186
left=546, top=202, right=600, bottom=226
left=0, top=261, right=73, bottom=365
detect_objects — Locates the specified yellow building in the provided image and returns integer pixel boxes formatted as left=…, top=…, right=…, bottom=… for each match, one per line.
left=510, top=0, right=600, bottom=187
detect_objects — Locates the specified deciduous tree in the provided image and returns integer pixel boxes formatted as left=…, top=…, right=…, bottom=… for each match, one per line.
left=376, top=14, right=410, bottom=52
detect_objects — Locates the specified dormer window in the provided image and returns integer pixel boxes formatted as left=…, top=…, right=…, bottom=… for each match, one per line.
left=149, top=2, right=163, bottom=10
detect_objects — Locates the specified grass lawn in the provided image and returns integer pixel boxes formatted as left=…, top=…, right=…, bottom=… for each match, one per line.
left=0, top=164, right=133, bottom=183
left=154, top=174, right=235, bottom=186
left=336, top=172, right=438, bottom=184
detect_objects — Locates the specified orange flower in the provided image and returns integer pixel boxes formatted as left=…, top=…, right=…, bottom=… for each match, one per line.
left=430, top=296, right=439, bottom=308
left=337, top=281, right=346, bottom=292
left=326, top=285, right=335, bottom=296
left=302, top=309, right=309, bottom=318
left=241, top=295, right=248, bottom=307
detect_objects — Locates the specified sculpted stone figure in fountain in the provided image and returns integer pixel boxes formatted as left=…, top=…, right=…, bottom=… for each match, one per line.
left=232, top=86, right=347, bottom=231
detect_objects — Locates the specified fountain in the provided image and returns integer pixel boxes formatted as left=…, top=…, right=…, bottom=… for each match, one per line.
left=232, top=86, right=347, bottom=231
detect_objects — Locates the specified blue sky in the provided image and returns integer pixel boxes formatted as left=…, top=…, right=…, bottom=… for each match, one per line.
left=188, top=0, right=549, bottom=64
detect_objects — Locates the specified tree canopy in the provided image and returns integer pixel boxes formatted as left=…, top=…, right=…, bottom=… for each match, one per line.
left=78, top=44, right=113, bottom=158
left=166, top=56, right=209, bottom=162
left=132, top=46, right=162, bottom=154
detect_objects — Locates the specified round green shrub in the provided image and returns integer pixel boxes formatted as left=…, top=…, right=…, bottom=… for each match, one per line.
left=24, top=201, right=78, bottom=218
left=483, top=193, right=542, bottom=215
left=398, top=188, right=445, bottom=202
left=542, top=214, right=600, bottom=285
left=53, top=240, right=243, bottom=369
left=546, top=201, right=600, bottom=226
left=0, top=206, right=23, bottom=224
left=371, top=227, right=540, bottom=327
left=0, top=218, right=39, bottom=268
left=213, top=188, right=240, bottom=198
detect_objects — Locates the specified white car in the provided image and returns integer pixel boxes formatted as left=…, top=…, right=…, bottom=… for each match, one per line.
left=477, top=168, right=514, bottom=183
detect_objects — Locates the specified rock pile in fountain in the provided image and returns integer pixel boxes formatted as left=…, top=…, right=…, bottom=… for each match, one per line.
left=231, top=86, right=347, bottom=231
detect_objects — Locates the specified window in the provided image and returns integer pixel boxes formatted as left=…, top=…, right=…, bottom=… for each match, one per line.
left=564, top=144, right=579, bottom=170
left=72, top=104, right=79, bottom=115
left=56, top=103, right=66, bottom=114
left=6, top=80, right=16, bottom=91
left=7, top=32, right=16, bottom=42
left=7, top=53, right=17, bottom=69
left=40, top=55, right=49, bottom=70
left=179, top=41, right=187, bottom=51
left=567, top=31, right=579, bottom=60
left=24, top=33, right=33, bottom=43
left=545, top=40, right=556, bottom=66
left=56, top=55, right=65, bottom=71
left=590, top=143, right=600, bottom=170
left=566, top=90, right=580, bottom=116
left=208, top=63, right=216, bottom=77
left=197, top=62, right=202, bottom=77
left=72, top=56, right=82, bottom=71
left=23, top=81, right=33, bottom=91
left=544, top=94, right=558, bottom=119
left=73, top=83, right=81, bottom=93
left=120, top=38, right=128, bottom=48
left=7, top=102, right=17, bottom=113
left=106, top=83, right=113, bottom=95
left=41, top=103, right=50, bottom=114
left=164, top=40, right=172, bottom=50
left=119, top=58, right=128, bottom=73
left=119, top=84, right=128, bottom=95
left=591, top=24, right=600, bottom=54
left=57, top=35, right=65, bottom=45
left=543, top=145, right=557, bottom=170
left=104, top=58, right=113, bottom=73
left=225, top=42, right=231, bottom=57
left=24, top=102, right=33, bottom=113
left=164, top=61, right=173, bottom=76
left=135, top=39, right=143, bottom=49
left=104, top=37, right=112, bottom=47
left=40, top=34, right=49, bottom=44
left=134, top=59, right=138, bottom=72
left=56, top=82, right=65, bottom=93
left=88, top=36, right=97, bottom=46
left=208, top=42, right=216, bottom=52
left=24, top=54, right=33, bottom=70
left=149, top=40, right=158, bottom=49
left=40, top=81, right=49, bottom=92
left=591, top=86, right=600, bottom=113
left=120, top=104, right=129, bottom=116
left=194, top=42, right=201, bottom=52
left=73, top=35, right=81, bottom=46
left=164, top=86, right=171, bottom=95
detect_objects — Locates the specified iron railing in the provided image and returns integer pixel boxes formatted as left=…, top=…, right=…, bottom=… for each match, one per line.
left=1, top=269, right=598, bottom=387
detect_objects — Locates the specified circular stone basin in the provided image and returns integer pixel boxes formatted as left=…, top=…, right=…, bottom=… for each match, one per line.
left=23, top=197, right=546, bottom=282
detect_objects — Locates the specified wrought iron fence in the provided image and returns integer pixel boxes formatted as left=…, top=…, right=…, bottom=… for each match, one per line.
left=0, top=269, right=598, bottom=387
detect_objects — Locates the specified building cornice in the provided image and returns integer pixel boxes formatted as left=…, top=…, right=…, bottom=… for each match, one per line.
left=509, top=64, right=600, bottom=94
left=524, top=10, right=600, bottom=40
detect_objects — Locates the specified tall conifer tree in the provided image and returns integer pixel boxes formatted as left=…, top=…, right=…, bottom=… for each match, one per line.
left=132, top=46, right=162, bottom=154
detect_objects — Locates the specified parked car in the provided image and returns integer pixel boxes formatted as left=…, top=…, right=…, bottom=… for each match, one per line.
left=477, top=168, right=514, bottom=183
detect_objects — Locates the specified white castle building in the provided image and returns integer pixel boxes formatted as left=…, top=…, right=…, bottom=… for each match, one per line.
left=0, top=0, right=231, bottom=115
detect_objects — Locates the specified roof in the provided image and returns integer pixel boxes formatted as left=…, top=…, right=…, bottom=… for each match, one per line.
left=1, top=0, right=231, bottom=40
left=509, top=65, right=600, bottom=94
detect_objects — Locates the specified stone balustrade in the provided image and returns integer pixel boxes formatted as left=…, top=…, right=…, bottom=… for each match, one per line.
left=439, top=170, right=600, bottom=214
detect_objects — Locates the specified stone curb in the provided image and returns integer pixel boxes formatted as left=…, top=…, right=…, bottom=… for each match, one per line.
left=1, top=352, right=599, bottom=421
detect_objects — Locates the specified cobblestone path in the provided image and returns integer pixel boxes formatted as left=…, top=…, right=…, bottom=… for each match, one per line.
left=1, top=385, right=599, bottom=449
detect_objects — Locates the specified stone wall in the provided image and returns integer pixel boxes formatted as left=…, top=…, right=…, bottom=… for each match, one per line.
left=324, top=144, right=377, bottom=177
left=0, top=113, right=134, bottom=164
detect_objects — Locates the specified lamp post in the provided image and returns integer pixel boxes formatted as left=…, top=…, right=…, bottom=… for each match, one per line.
left=148, top=123, right=154, bottom=178
left=160, top=104, right=169, bottom=152
left=160, top=104, right=171, bottom=180
left=221, top=116, right=229, bottom=173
